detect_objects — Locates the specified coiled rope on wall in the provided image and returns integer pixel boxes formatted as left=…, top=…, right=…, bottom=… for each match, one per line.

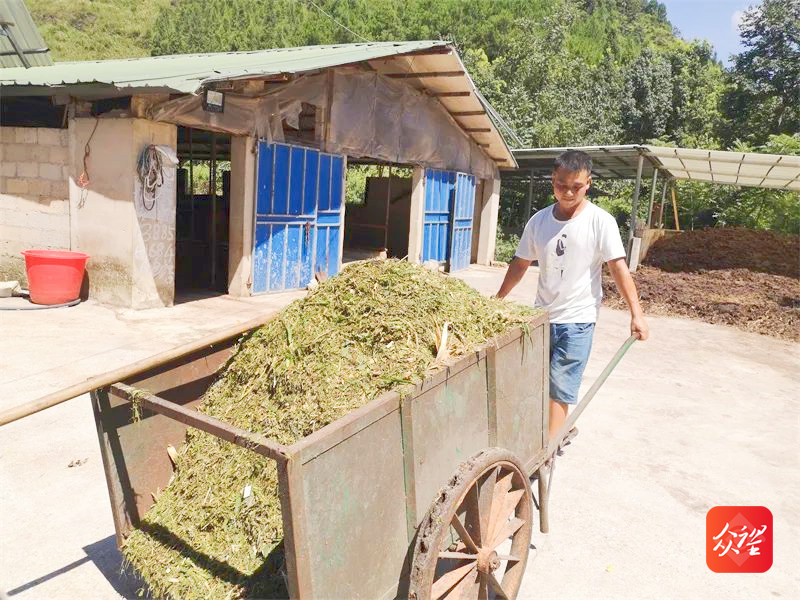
left=136, top=145, right=164, bottom=211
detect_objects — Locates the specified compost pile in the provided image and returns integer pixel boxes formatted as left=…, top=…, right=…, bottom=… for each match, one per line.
left=603, top=228, right=800, bottom=341
left=123, top=259, right=536, bottom=599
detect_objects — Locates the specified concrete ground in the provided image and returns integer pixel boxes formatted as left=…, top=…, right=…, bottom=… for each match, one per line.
left=0, top=289, right=305, bottom=413
left=1, top=264, right=798, bottom=598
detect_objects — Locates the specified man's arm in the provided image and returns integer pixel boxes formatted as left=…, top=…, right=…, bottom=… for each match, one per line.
left=496, top=256, right=532, bottom=299
left=606, top=257, right=649, bottom=340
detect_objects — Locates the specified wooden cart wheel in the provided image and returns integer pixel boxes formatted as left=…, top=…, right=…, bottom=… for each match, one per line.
left=408, top=448, right=533, bottom=600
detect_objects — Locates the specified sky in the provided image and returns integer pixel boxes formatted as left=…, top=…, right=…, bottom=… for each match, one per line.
left=660, top=0, right=763, bottom=66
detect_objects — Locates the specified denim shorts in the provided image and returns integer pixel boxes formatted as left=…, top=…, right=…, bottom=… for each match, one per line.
left=549, top=322, right=595, bottom=405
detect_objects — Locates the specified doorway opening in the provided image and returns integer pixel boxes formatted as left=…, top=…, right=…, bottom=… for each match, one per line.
left=343, top=161, right=413, bottom=263
left=175, top=127, right=231, bottom=299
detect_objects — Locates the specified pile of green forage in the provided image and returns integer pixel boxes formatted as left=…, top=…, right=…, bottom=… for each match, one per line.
left=123, top=259, right=536, bottom=599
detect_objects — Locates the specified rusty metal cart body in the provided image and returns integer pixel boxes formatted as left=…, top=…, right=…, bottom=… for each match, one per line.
left=90, top=312, right=582, bottom=598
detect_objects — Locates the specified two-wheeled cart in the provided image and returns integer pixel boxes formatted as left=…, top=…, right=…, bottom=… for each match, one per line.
left=89, top=312, right=634, bottom=599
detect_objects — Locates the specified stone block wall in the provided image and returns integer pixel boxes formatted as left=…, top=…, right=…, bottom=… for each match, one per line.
left=0, top=127, right=71, bottom=284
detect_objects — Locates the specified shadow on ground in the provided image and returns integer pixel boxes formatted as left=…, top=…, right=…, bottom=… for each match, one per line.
left=6, top=536, right=141, bottom=599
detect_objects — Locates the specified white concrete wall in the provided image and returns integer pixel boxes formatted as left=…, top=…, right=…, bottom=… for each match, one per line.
left=0, top=127, right=71, bottom=284
left=131, top=119, right=177, bottom=308
left=68, top=118, right=177, bottom=308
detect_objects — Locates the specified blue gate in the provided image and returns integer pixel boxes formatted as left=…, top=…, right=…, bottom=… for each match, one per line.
left=422, top=169, right=475, bottom=272
left=252, top=142, right=344, bottom=293
left=449, top=172, right=476, bottom=272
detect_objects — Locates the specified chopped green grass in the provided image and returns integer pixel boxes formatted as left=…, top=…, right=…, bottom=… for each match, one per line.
left=123, top=259, right=538, bottom=599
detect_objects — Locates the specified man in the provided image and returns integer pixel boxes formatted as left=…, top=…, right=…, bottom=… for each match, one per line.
left=496, top=150, right=648, bottom=442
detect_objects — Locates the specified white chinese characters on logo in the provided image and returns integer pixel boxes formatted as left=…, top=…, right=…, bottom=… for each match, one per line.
left=712, top=522, right=768, bottom=557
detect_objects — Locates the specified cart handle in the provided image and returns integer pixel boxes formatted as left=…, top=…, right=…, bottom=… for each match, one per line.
left=546, top=335, right=637, bottom=458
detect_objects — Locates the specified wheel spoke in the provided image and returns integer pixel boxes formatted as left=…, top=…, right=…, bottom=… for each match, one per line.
left=451, top=514, right=480, bottom=553
left=442, top=566, right=479, bottom=600
left=496, top=554, right=521, bottom=562
left=486, top=472, right=513, bottom=541
left=478, top=573, right=489, bottom=600
left=488, top=488, right=525, bottom=543
left=488, top=573, right=509, bottom=600
left=494, top=471, right=514, bottom=500
left=463, top=484, right=483, bottom=545
left=478, top=466, right=499, bottom=543
left=431, top=562, right=477, bottom=600
left=439, top=551, right=477, bottom=560
left=490, top=517, right=525, bottom=549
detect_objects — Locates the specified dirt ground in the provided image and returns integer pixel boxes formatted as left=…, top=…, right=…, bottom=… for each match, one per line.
left=604, top=228, right=800, bottom=341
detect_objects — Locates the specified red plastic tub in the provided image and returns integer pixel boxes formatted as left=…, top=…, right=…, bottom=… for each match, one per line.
left=21, top=249, right=90, bottom=305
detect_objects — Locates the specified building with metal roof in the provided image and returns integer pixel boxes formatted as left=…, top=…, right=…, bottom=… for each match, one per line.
left=0, top=41, right=512, bottom=309
left=0, top=41, right=515, bottom=168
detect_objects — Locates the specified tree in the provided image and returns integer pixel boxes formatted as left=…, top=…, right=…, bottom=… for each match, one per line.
left=663, top=40, right=726, bottom=147
left=721, top=0, right=800, bottom=145
left=620, top=46, right=672, bottom=141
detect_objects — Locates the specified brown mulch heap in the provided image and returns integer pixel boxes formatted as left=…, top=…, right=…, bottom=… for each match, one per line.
left=603, top=228, right=800, bottom=341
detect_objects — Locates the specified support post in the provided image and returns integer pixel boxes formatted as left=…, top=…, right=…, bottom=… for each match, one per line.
left=628, top=154, right=644, bottom=246
left=383, top=166, right=392, bottom=252
left=646, top=168, right=658, bottom=227
left=407, top=167, right=425, bottom=263
left=210, top=132, right=217, bottom=289
left=228, top=136, right=256, bottom=296
left=476, top=177, right=501, bottom=265
left=658, top=178, right=668, bottom=228
left=523, top=169, right=534, bottom=226
left=671, top=185, right=681, bottom=231
left=626, top=154, right=645, bottom=267
left=188, top=128, right=195, bottom=241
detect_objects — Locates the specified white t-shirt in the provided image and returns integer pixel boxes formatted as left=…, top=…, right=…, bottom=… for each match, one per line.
left=515, top=202, right=626, bottom=323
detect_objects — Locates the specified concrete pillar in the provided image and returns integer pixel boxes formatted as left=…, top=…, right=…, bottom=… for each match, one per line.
left=407, top=166, right=425, bottom=264
left=470, top=179, right=484, bottom=263
left=228, top=136, right=256, bottom=296
left=131, top=119, right=177, bottom=309
left=476, top=177, right=500, bottom=265
left=68, top=117, right=176, bottom=308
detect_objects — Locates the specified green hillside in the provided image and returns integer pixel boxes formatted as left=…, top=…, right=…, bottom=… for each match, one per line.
left=24, top=0, right=798, bottom=235
left=28, top=0, right=169, bottom=61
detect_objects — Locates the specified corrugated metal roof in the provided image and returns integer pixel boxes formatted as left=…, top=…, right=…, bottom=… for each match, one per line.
left=0, top=39, right=518, bottom=168
left=511, top=145, right=800, bottom=191
left=646, top=145, right=800, bottom=191
left=0, top=40, right=448, bottom=92
left=0, top=0, right=52, bottom=68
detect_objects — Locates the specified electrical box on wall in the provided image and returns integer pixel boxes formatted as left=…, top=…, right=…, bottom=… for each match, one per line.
left=202, top=89, right=225, bottom=113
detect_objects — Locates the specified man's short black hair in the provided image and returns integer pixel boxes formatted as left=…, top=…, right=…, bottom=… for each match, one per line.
left=554, top=150, right=593, bottom=175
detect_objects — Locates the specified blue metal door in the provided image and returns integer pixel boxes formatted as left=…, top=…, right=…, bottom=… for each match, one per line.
left=422, top=169, right=475, bottom=271
left=314, top=152, right=345, bottom=279
left=448, top=173, right=476, bottom=272
left=422, top=169, right=455, bottom=263
left=252, top=142, right=344, bottom=293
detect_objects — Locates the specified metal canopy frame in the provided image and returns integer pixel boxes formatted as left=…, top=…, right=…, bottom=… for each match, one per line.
left=508, top=144, right=800, bottom=256
left=509, top=144, right=800, bottom=191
